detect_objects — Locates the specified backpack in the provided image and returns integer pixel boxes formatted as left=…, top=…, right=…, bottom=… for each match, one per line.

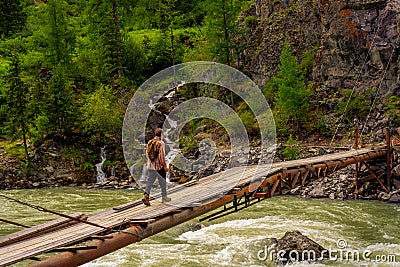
left=146, top=138, right=159, bottom=161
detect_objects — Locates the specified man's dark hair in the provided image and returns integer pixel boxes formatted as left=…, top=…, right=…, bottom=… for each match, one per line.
left=154, top=128, right=162, bottom=137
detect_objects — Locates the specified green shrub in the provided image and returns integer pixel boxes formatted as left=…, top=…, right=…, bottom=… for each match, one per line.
left=236, top=102, right=258, bottom=133
left=314, top=116, right=331, bottom=137
left=336, top=89, right=372, bottom=122
left=80, top=85, right=123, bottom=143
left=180, top=134, right=199, bottom=153
left=299, top=46, right=318, bottom=76
left=282, top=134, right=301, bottom=160
left=384, top=95, right=400, bottom=123
left=244, top=16, right=258, bottom=28
left=178, top=120, right=202, bottom=155
left=262, top=77, right=279, bottom=103
left=29, top=114, right=50, bottom=145
left=20, top=160, right=33, bottom=176
left=83, top=162, right=94, bottom=172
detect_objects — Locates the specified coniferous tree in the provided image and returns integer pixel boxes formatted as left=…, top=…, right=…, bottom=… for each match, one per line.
left=3, top=55, right=30, bottom=161
left=0, top=0, right=26, bottom=37
left=46, top=64, right=77, bottom=134
left=0, top=59, right=9, bottom=135
left=203, top=0, right=245, bottom=105
left=40, top=0, right=77, bottom=135
left=203, top=0, right=244, bottom=65
left=86, top=0, right=137, bottom=82
left=156, top=0, right=178, bottom=66
left=273, top=43, right=312, bottom=134
left=45, top=0, right=75, bottom=66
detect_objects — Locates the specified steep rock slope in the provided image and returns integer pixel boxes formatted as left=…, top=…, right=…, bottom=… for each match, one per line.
left=239, top=0, right=400, bottom=137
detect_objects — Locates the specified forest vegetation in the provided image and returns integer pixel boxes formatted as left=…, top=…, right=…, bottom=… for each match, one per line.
left=1, top=0, right=398, bottom=185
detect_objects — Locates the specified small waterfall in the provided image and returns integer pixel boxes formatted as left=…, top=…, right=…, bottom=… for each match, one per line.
left=164, top=118, right=179, bottom=166
left=96, top=146, right=107, bottom=184
left=166, top=168, right=171, bottom=183
left=163, top=121, right=179, bottom=184
left=140, top=165, right=147, bottom=182
left=111, top=166, right=116, bottom=177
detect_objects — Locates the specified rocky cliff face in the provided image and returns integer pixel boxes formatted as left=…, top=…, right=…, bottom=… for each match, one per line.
left=314, top=0, right=399, bottom=92
left=239, top=0, right=400, bottom=138
left=240, top=0, right=399, bottom=88
left=239, top=0, right=323, bottom=87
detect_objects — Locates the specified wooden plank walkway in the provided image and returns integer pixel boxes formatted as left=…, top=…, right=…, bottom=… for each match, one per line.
left=0, top=147, right=387, bottom=266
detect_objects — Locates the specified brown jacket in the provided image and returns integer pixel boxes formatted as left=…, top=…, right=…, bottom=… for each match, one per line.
left=146, top=137, right=167, bottom=171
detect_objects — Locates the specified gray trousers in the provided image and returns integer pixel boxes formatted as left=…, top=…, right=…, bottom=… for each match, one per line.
left=145, top=169, right=167, bottom=196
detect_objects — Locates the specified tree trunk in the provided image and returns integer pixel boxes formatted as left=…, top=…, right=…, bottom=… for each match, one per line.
left=112, top=1, right=124, bottom=78
left=170, top=25, right=177, bottom=83
left=222, top=10, right=230, bottom=66
left=22, top=119, right=29, bottom=162
left=222, top=0, right=234, bottom=106
left=170, top=26, right=175, bottom=66
left=18, top=96, right=29, bottom=162
left=51, top=4, right=61, bottom=64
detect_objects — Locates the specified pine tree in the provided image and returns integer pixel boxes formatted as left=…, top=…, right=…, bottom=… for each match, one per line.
left=273, top=43, right=312, bottom=134
left=86, top=0, right=137, bottom=81
left=46, top=64, right=77, bottom=134
left=203, top=0, right=245, bottom=105
left=39, top=0, right=77, bottom=135
left=0, top=0, right=26, bottom=37
left=4, top=55, right=30, bottom=161
left=44, top=0, right=75, bottom=66
left=156, top=0, right=178, bottom=66
left=203, top=0, right=244, bottom=65
left=0, top=59, right=9, bottom=135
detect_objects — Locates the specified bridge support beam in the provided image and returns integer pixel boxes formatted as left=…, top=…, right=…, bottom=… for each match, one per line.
left=29, top=226, right=143, bottom=267
left=29, top=194, right=239, bottom=267
left=259, top=149, right=387, bottom=192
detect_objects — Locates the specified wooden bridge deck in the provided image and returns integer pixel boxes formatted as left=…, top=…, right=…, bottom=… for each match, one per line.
left=0, top=147, right=388, bottom=266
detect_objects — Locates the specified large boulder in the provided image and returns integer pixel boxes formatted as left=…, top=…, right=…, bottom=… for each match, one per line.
left=274, top=231, right=328, bottom=263
left=388, top=192, right=400, bottom=203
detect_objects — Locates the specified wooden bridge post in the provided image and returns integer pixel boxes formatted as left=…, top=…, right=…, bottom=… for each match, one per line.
left=354, top=126, right=359, bottom=192
left=386, top=128, right=391, bottom=190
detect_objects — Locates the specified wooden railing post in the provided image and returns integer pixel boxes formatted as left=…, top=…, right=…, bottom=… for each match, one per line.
left=354, top=126, right=359, bottom=192
left=386, top=128, right=391, bottom=190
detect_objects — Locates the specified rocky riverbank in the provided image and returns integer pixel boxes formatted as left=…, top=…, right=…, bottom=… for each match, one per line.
left=170, top=143, right=400, bottom=203
left=1, top=139, right=399, bottom=203
left=288, top=165, right=400, bottom=203
left=0, top=138, right=130, bottom=190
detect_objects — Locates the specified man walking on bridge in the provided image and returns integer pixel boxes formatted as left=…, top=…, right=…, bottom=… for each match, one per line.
left=142, top=128, right=171, bottom=206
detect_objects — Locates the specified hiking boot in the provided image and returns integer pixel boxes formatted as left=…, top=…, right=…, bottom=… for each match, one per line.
left=142, top=193, right=150, bottom=206
left=162, top=195, right=171, bottom=203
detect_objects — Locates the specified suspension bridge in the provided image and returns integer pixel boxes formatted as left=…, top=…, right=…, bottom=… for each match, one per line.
left=0, top=0, right=397, bottom=265
left=0, top=128, right=396, bottom=267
